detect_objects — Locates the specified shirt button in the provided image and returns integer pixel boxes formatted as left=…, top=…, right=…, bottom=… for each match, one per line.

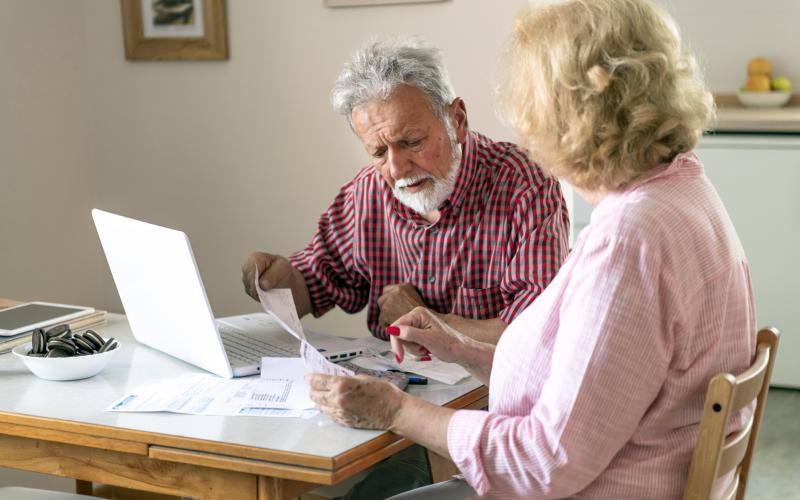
left=428, top=276, right=436, bottom=284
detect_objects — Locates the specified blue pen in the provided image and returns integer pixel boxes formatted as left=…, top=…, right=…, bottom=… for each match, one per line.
left=389, top=369, right=428, bottom=385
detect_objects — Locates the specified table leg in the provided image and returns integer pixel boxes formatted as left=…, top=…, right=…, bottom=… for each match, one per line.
left=76, top=480, right=93, bottom=495
left=257, top=476, right=317, bottom=500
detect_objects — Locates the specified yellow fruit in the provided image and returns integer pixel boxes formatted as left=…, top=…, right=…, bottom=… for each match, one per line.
left=747, top=57, right=772, bottom=76
left=745, top=74, right=771, bottom=92
left=772, top=76, right=792, bottom=91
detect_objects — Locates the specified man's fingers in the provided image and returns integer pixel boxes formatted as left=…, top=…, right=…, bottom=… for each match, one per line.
left=260, top=256, right=290, bottom=290
left=241, top=260, right=256, bottom=295
left=242, top=253, right=272, bottom=298
left=378, top=310, right=389, bottom=330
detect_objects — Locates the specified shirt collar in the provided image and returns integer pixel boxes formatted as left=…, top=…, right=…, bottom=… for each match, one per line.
left=591, top=151, right=701, bottom=223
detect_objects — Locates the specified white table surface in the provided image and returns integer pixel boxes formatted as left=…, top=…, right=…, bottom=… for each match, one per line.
left=0, top=314, right=481, bottom=459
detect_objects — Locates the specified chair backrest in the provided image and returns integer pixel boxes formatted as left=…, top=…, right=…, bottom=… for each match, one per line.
left=683, top=327, right=780, bottom=500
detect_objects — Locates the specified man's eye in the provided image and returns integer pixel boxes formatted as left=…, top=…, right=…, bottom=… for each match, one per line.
left=372, top=149, right=386, bottom=159
left=406, top=139, right=423, bottom=148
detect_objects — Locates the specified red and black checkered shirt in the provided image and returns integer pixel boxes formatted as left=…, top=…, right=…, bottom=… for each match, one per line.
left=289, top=131, right=569, bottom=339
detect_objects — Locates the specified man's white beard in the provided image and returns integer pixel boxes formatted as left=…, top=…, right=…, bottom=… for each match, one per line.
left=393, top=133, right=462, bottom=215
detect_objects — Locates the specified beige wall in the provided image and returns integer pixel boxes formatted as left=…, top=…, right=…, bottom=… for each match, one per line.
left=84, top=0, right=527, bottom=337
left=3, top=1, right=799, bottom=336
left=0, top=2, right=103, bottom=310
left=3, top=0, right=800, bottom=337
left=2, top=0, right=527, bottom=340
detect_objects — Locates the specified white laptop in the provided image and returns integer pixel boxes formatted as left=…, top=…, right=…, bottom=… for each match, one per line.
left=92, top=209, right=362, bottom=378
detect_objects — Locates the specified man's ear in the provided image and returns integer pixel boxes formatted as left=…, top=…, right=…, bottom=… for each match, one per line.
left=450, top=98, right=469, bottom=144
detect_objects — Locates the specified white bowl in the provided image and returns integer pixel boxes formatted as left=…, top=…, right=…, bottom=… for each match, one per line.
left=12, top=341, right=120, bottom=381
left=736, top=90, right=792, bottom=108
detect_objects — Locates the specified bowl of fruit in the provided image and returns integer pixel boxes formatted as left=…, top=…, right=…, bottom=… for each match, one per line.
left=737, top=57, right=792, bottom=108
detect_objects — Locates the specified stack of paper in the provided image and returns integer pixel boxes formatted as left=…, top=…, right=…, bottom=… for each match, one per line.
left=106, top=373, right=317, bottom=417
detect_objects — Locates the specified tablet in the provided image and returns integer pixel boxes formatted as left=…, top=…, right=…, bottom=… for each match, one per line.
left=0, top=302, right=95, bottom=336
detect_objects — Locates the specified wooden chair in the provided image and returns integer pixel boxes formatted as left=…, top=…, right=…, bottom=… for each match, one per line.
left=683, top=327, right=780, bottom=500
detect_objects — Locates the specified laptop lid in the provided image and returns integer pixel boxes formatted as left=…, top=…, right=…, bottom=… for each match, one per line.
left=92, top=209, right=234, bottom=378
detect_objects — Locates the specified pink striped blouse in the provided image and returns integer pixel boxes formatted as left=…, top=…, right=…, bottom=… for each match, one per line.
left=448, top=152, right=756, bottom=498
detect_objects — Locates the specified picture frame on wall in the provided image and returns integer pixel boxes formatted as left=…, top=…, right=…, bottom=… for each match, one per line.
left=325, top=0, right=447, bottom=7
left=120, top=0, right=228, bottom=60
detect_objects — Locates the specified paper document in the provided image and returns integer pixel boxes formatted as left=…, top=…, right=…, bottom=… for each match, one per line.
left=256, top=287, right=306, bottom=341
left=396, top=355, right=470, bottom=385
left=106, top=374, right=316, bottom=416
left=261, top=357, right=306, bottom=380
left=299, top=340, right=354, bottom=376
left=254, top=276, right=354, bottom=377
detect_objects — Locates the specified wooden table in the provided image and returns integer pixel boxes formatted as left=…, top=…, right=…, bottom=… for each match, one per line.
left=0, top=314, right=487, bottom=499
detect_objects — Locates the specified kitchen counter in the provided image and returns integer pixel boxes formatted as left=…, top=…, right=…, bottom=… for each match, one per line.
left=713, top=94, right=800, bottom=133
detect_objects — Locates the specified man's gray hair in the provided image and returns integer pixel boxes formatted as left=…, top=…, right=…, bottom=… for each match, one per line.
left=331, top=36, right=457, bottom=130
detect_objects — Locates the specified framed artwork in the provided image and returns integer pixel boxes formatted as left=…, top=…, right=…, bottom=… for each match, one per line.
left=120, top=0, right=228, bottom=60
left=325, top=0, right=447, bottom=7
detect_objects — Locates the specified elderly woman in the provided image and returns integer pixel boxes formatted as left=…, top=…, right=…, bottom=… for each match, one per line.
left=308, top=0, right=755, bottom=497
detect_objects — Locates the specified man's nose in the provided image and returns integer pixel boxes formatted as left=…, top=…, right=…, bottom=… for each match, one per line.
left=387, top=147, right=413, bottom=180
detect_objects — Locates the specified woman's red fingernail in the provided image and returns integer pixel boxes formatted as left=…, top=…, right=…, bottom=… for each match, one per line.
left=420, top=356, right=431, bottom=361
left=386, top=326, right=400, bottom=336
left=395, top=354, right=401, bottom=364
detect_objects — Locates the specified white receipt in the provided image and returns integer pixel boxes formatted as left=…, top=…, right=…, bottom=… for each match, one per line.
left=299, top=340, right=354, bottom=377
left=256, top=286, right=306, bottom=341
left=254, top=274, right=353, bottom=377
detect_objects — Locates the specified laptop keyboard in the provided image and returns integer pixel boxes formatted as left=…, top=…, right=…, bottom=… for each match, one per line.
left=217, top=324, right=298, bottom=366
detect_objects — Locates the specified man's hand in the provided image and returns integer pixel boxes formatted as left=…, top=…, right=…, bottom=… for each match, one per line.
left=241, top=251, right=296, bottom=300
left=306, top=374, right=406, bottom=430
left=376, top=283, right=425, bottom=328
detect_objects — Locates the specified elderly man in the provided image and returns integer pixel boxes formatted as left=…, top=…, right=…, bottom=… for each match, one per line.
left=242, top=37, right=568, bottom=344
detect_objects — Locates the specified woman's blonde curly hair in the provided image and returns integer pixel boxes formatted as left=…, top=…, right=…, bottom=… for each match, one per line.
left=498, top=0, right=715, bottom=192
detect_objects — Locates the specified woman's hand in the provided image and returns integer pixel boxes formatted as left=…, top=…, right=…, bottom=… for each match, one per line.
left=388, top=307, right=468, bottom=364
left=306, top=374, right=406, bottom=430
